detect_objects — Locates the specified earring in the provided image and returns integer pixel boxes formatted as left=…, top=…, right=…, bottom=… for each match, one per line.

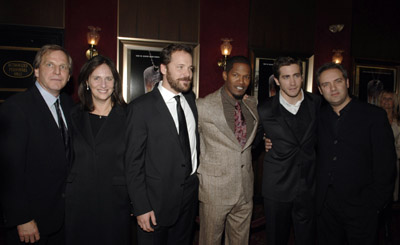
left=86, top=84, right=89, bottom=91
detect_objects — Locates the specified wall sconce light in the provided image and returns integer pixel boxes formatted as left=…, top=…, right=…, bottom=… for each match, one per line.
left=86, top=26, right=101, bottom=59
left=328, top=24, right=344, bottom=33
left=217, top=38, right=233, bottom=70
left=332, top=49, right=344, bottom=64
left=328, top=24, right=344, bottom=64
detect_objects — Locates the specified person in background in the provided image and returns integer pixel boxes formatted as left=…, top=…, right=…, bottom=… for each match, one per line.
left=377, top=90, right=400, bottom=244
left=0, top=44, right=74, bottom=244
left=143, top=65, right=161, bottom=93
left=378, top=90, right=400, bottom=202
left=268, top=74, right=277, bottom=97
left=65, top=55, right=130, bottom=245
left=367, top=79, right=383, bottom=105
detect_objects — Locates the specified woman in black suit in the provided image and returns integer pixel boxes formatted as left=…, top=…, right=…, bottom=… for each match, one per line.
left=65, top=55, right=130, bottom=245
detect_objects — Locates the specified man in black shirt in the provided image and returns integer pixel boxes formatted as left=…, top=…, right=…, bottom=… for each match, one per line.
left=316, top=63, right=396, bottom=245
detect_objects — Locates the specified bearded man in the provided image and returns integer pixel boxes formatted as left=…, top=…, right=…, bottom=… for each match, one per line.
left=125, top=43, right=199, bottom=245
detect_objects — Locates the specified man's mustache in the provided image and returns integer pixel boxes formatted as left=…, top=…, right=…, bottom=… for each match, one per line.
left=177, top=77, right=191, bottom=81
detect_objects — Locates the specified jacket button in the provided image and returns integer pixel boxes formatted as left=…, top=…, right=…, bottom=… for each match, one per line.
left=181, top=164, right=185, bottom=167
left=333, top=156, right=337, bottom=161
left=241, top=165, right=244, bottom=168
left=333, top=140, right=338, bottom=144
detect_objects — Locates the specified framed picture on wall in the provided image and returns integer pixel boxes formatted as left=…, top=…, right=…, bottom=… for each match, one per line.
left=0, top=46, right=39, bottom=103
left=118, top=38, right=200, bottom=103
left=254, top=57, right=310, bottom=103
left=254, top=58, right=276, bottom=103
left=354, top=64, right=397, bottom=105
left=0, top=25, right=65, bottom=103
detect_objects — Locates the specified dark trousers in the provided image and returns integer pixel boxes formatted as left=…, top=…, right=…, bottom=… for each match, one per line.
left=264, top=193, right=315, bottom=245
left=317, top=188, right=379, bottom=245
left=137, top=174, right=198, bottom=245
left=5, top=224, right=64, bottom=245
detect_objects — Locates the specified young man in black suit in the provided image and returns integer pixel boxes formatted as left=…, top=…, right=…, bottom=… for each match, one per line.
left=316, top=63, right=396, bottom=245
left=125, top=43, right=198, bottom=244
left=257, top=56, right=320, bottom=245
left=0, top=44, right=74, bottom=244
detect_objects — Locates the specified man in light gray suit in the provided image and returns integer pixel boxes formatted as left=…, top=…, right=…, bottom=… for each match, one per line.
left=197, top=56, right=259, bottom=244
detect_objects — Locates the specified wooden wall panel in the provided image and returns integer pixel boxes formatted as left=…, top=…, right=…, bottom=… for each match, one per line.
left=65, top=0, right=118, bottom=101
left=198, top=0, right=250, bottom=97
left=0, top=0, right=64, bottom=28
left=249, top=0, right=316, bottom=56
left=352, top=0, right=400, bottom=61
left=135, top=0, right=160, bottom=39
left=313, top=0, right=353, bottom=92
left=119, top=0, right=199, bottom=42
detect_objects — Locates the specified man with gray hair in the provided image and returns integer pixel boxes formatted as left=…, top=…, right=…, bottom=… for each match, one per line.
left=0, top=44, right=74, bottom=244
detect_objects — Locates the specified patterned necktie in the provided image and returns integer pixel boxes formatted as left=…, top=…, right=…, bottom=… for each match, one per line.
left=55, top=99, right=70, bottom=160
left=234, top=101, right=247, bottom=148
left=174, top=95, right=192, bottom=176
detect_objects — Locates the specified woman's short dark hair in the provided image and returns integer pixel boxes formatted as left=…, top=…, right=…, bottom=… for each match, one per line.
left=78, top=55, right=126, bottom=111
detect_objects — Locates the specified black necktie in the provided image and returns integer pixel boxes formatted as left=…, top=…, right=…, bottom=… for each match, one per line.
left=174, top=95, right=192, bottom=176
left=55, top=99, right=70, bottom=160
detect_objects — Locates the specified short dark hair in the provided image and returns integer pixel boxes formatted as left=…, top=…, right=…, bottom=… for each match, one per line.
left=225, top=56, right=251, bottom=73
left=315, top=62, right=348, bottom=86
left=33, top=44, right=73, bottom=75
left=160, top=43, right=193, bottom=66
left=78, top=55, right=126, bottom=111
left=273, top=57, right=302, bottom=79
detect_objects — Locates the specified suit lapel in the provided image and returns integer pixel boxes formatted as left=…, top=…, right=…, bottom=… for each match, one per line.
left=271, top=95, right=298, bottom=144
left=30, top=86, right=67, bottom=154
left=299, top=93, right=317, bottom=144
left=151, top=89, right=182, bottom=147
left=60, top=93, right=72, bottom=128
left=71, top=108, right=95, bottom=149
left=30, top=86, right=60, bottom=132
left=211, top=90, right=243, bottom=148
left=242, top=99, right=258, bottom=149
left=59, top=93, right=74, bottom=142
left=183, top=92, right=198, bottom=124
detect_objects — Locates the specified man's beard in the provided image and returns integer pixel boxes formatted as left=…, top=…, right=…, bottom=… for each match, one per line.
left=166, top=73, right=192, bottom=93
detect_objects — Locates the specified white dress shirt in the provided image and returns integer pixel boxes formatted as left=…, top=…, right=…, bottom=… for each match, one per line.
left=158, top=81, right=197, bottom=174
left=279, top=89, right=304, bottom=115
left=35, top=81, right=67, bottom=128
